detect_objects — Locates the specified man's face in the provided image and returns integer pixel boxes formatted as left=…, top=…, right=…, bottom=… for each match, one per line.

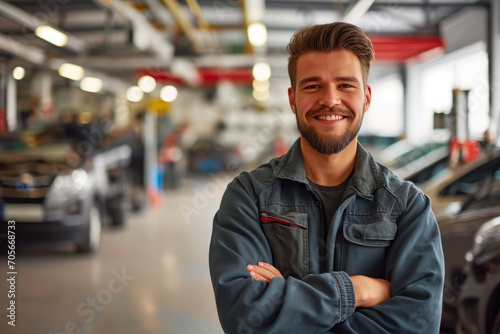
left=288, top=50, right=371, bottom=155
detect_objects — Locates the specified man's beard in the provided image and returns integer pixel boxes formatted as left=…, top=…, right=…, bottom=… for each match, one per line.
left=296, top=105, right=364, bottom=155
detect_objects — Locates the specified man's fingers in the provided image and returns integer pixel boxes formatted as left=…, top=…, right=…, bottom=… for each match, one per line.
left=248, top=264, right=276, bottom=280
left=248, top=270, right=271, bottom=283
left=246, top=263, right=283, bottom=282
left=257, top=262, right=284, bottom=278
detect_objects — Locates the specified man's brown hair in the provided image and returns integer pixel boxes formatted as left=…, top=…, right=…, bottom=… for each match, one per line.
left=286, top=22, right=375, bottom=89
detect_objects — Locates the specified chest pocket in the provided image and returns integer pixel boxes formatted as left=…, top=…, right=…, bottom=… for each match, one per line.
left=343, top=218, right=397, bottom=247
left=342, top=217, right=397, bottom=277
left=260, top=212, right=309, bottom=279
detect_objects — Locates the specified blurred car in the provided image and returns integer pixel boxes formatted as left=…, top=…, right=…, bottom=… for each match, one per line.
left=422, top=149, right=500, bottom=218
left=378, top=138, right=448, bottom=171
left=187, top=137, right=243, bottom=174
left=437, top=177, right=500, bottom=331
left=455, top=216, right=500, bottom=334
left=0, top=122, right=135, bottom=253
left=399, top=144, right=450, bottom=186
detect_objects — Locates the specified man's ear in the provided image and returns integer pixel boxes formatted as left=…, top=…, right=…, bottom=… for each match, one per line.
left=364, top=85, right=372, bottom=112
left=288, top=87, right=296, bottom=114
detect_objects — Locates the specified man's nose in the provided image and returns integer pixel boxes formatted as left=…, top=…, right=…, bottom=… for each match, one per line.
left=319, top=86, right=341, bottom=107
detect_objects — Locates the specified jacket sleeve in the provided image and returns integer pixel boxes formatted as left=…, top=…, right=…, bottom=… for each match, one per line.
left=333, top=189, right=445, bottom=333
left=209, top=177, right=356, bottom=333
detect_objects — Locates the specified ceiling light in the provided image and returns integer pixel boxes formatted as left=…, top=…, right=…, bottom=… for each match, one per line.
left=80, top=77, right=103, bottom=93
left=35, top=25, right=68, bottom=47
left=252, top=89, right=269, bottom=102
left=247, top=22, right=267, bottom=47
left=252, top=62, right=271, bottom=81
left=126, top=86, right=144, bottom=102
left=58, top=63, right=84, bottom=81
left=138, top=75, right=156, bottom=93
left=12, top=67, right=25, bottom=80
left=252, top=79, right=270, bottom=92
left=160, top=85, right=178, bottom=102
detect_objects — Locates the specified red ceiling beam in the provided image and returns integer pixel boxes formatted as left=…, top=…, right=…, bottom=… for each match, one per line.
left=137, top=35, right=445, bottom=85
left=136, top=68, right=253, bottom=86
left=369, top=35, right=445, bottom=63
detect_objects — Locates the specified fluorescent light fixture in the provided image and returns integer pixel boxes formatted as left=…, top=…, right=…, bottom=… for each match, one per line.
left=252, top=62, right=271, bottom=81
left=160, top=85, right=178, bottom=102
left=341, top=0, right=375, bottom=24
left=12, top=67, right=25, bottom=80
left=138, top=75, right=156, bottom=93
left=126, top=86, right=144, bottom=102
left=35, top=25, right=68, bottom=47
left=58, top=63, right=84, bottom=81
left=247, top=22, right=267, bottom=47
left=80, top=77, right=103, bottom=93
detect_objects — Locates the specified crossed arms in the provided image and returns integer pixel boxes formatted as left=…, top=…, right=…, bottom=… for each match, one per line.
left=247, top=262, right=391, bottom=308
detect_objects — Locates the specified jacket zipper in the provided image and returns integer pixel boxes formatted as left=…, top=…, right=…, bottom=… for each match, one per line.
left=337, top=194, right=356, bottom=271
left=306, top=185, right=327, bottom=273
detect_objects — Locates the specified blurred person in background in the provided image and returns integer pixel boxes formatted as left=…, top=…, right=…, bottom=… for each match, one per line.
left=209, top=22, right=444, bottom=333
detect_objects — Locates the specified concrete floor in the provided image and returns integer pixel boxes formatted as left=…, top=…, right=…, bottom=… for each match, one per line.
left=0, top=176, right=226, bottom=334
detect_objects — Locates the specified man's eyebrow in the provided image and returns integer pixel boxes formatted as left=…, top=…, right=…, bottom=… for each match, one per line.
left=297, top=76, right=321, bottom=86
left=336, top=76, right=360, bottom=84
left=297, top=76, right=361, bottom=86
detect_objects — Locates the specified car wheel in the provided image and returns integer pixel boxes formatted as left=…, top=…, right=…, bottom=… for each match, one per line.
left=493, top=310, right=500, bottom=334
left=76, top=204, right=102, bottom=253
left=107, top=197, right=126, bottom=227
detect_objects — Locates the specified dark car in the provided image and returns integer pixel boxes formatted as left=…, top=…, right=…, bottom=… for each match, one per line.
left=0, top=122, right=136, bottom=253
left=378, top=139, right=448, bottom=172
left=423, top=149, right=500, bottom=219
left=455, top=215, right=500, bottom=334
left=187, top=137, right=243, bottom=174
left=401, top=145, right=450, bottom=186
left=0, top=142, right=103, bottom=253
left=438, top=177, right=500, bottom=331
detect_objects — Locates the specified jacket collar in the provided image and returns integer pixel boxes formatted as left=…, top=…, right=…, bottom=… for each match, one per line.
left=273, top=138, right=385, bottom=196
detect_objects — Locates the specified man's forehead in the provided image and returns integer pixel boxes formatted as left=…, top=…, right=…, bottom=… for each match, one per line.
left=295, top=50, right=364, bottom=79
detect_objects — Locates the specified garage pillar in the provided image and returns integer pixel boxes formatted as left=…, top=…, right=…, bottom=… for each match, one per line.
left=489, top=0, right=500, bottom=144
left=0, top=62, right=16, bottom=134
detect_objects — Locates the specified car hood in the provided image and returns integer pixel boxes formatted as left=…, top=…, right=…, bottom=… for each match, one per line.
left=0, top=143, right=76, bottom=180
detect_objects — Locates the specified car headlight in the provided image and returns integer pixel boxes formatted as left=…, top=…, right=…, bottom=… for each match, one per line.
left=465, top=217, right=500, bottom=262
left=50, top=169, right=88, bottom=195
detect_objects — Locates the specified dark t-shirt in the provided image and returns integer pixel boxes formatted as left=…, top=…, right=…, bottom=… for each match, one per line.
left=307, top=171, right=353, bottom=231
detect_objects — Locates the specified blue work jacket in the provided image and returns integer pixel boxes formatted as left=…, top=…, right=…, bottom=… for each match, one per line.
left=209, top=139, right=445, bottom=333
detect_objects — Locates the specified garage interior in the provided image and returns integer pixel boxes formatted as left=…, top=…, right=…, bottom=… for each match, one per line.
left=1, top=0, right=500, bottom=333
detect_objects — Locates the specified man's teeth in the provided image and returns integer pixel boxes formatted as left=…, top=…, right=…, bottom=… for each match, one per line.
left=317, top=115, right=344, bottom=121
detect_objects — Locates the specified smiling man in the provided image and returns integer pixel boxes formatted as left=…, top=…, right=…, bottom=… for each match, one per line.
left=209, top=22, right=444, bottom=333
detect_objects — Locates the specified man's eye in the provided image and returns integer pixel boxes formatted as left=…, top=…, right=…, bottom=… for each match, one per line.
left=306, top=85, right=320, bottom=89
left=340, top=84, right=353, bottom=88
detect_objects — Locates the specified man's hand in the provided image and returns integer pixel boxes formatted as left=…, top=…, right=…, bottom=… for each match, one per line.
left=350, top=275, right=391, bottom=308
left=247, top=262, right=284, bottom=283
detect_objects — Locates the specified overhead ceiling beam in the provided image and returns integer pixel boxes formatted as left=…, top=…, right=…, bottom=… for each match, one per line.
left=186, top=0, right=210, bottom=30
left=0, top=0, right=87, bottom=53
left=264, top=1, right=489, bottom=9
left=93, top=0, right=174, bottom=61
left=161, top=0, right=205, bottom=53
left=185, top=0, right=221, bottom=54
left=341, top=0, right=376, bottom=24
left=0, top=33, right=45, bottom=64
left=142, top=0, right=175, bottom=28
